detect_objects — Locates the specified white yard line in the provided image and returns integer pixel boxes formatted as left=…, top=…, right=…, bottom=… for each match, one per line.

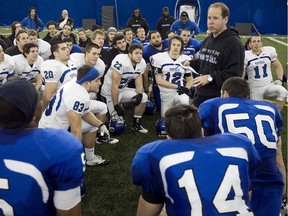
left=267, top=37, right=288, bottom=47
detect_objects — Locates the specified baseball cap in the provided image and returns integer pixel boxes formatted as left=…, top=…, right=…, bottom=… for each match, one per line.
left=180, top=11, right=189, bottom=18
left=0, top=79, right=38, bottom=129
left=107, top=27, right=117, bottom=34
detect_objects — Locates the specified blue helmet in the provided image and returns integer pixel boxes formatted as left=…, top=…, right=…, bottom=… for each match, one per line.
left=144, top=100, right=156, bottom=115
left=155, top=117, right=167, bottom=136
left=109, top=115, right=126, bottom=135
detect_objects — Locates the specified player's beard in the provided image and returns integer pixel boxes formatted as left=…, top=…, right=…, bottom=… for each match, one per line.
left=153, top=41, right=161, bottom=48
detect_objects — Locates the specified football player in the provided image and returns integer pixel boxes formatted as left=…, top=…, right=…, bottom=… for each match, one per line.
left=13, top=43, right=43, bottom=90
left=0, top=45, right=16, bottom=84
left=39, top=65, right=110, bottom=166
left=151, top=35, right=193, bottom=117
left=199, top=77, right=284, bottom=216
left=27, top=29, right=51, bottom=60
left=70, top=43, right=118, bottom=144
left=0, top=79, right=84, bottom=215
left=101, top=43, right=148, bottom=133
left=40, top=40, right=77, bottom=107
left=243, top=34, right=287, bottom=111
left=142, top=31, right=167, bottom=111
left=179, top=29, right=202, bottom=59
left=132, top=104, right=260, bottom=216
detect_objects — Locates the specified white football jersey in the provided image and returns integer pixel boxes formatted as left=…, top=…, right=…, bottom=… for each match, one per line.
left=13, top=54, right=44, bottom=81
left=0, top=54, right=15, bottom=84
left=70, top=53, right=105, bottom=77
left=244, top=46, right=277, bottom=87
left=40, top=59, right=77, bottom=90
left=37, top=39, right=51, bottom=60
left=101, top=54, right=146, bottom=96
left=38, top=80, right=90, bottom=130
left=151, top=52, right=191, bottom=99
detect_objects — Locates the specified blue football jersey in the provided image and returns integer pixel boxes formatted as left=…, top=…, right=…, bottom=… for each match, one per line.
left=199, top=97, right=283, bottom=184
left=142, top=42, right=168, bottom=64
left=0, top=128, right=84, bottom=216
left=132, top=133, right=260, bottom=216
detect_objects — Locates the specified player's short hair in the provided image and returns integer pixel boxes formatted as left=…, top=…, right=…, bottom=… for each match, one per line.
left=112, top=34, right=125, bottom=45
left=50, top=40, right=65, bottom=56
left=27, top=29, right=38, bottom=37
left=84, top=42, right=100, bottom=53
left=165, top=104, right=202, bottom=139
left=91, top=29, right=105, bottom=40
left=148, top=31, right=160, bottom=40
left=15, top=29, right=28, bottom=41
left=208, top=2, right=230, bottom=18
left=78, top=28, right=86, bottom=34
left=222, top=77, right=250, bottom=98
left=63, top=23, right=72, bottom=30
left=250, top=34, right=262, bottom=42
left=180, top=29, right=191, bottom=36
left=62, top=37, right=73, bottom=43
left=136, top=27, right=145, bottom=35
left=22, top=43, right=38, bottom=58
left=123, top=28, right=132, bottom=36
left=168, top=35, right=184, bottom=53
left=46, top=21, right=58, bottom=29
left=128, top=43, right=143, bottom=54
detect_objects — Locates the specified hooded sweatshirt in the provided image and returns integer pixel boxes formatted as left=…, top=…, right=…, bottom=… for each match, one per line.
left=190, top=27, right=244, bottom=97
left=156, top=11, right=175, bottom=39
left=126, top=9, right=149, bottom=35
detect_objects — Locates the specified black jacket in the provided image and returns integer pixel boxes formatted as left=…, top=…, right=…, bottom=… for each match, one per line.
left=156, top=14, right=175, bottom=39
left=190, top=27, right=244, bottom=97
left=126, top=10, right=149, bottom=35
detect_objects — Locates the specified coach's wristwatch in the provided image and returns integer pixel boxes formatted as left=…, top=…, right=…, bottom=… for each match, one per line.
left=207, top=75, right=213, bottom=82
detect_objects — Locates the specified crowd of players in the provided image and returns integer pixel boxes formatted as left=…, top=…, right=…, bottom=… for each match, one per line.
left=0, top=1, right=287, bottom=215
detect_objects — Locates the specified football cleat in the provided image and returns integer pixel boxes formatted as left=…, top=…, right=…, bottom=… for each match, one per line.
left=86, top=155, right=110, bottom=166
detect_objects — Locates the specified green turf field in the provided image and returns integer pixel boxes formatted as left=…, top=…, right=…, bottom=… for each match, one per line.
left=1, top=28, right=287, bottom=215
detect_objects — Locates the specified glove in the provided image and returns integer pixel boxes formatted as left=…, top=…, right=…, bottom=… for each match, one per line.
left=131, top=93, right=143, bottom=106
left=98, top=124, right=110, bottom=139
left=177, top=86, right=190, bottom=95
left=273, top=79, right=282, bottom=86
left=114, top=104, right=125, bottom=117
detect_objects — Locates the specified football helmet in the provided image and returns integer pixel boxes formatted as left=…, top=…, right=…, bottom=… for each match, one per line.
left=144, top=100, right=156, bottom=115
left=155, top=117, right=167, bottom=136
left=109, top=113, right=126, bottom=135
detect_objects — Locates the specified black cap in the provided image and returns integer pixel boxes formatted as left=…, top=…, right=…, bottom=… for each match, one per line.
left=163, top=7, right=169, bottom=12
left=0, top=79, right=38, bottom=128
left=180, top=11, right=189, bottom=17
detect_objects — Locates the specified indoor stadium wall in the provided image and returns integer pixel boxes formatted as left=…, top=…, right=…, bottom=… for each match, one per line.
left=0, top=0, right=286, bottom=35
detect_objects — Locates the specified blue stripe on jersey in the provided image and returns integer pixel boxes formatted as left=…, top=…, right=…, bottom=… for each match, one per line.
left=0, top=71, right=9, bottom=75
left=59, top=67, right=77, bottom=83
left=84, top=107, right=89, bottom=111
left=56, top=88, right=64, bottom=111
left=247, top=56, right=271, bottom=67
left=22, top=70, right=40, bottom=74
left=122, top=71, right=141, bottom=75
